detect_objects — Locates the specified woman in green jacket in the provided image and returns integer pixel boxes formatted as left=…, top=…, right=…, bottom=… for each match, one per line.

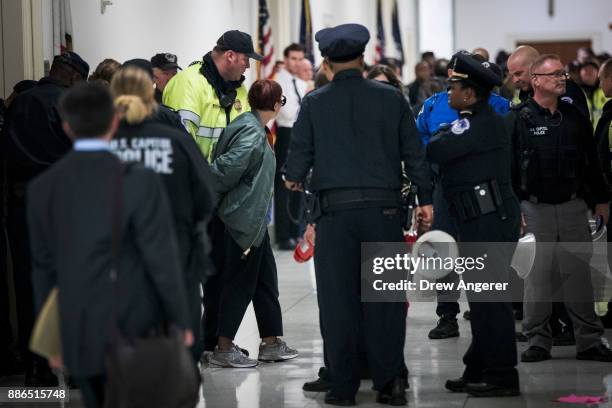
left=209, top=79, right=298, bottom=368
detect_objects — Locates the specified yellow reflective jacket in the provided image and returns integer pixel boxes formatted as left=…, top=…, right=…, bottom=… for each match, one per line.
left=163, top=63, right=250, bottom=162
left=585, top=87, right=610, bottom=129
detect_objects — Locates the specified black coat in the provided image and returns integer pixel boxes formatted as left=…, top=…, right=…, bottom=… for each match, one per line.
left=596, top=99, right=612, bottom=191
left=286, top=69, right=432, bottom=204
left=27, top=150, right=189, bottom=377
left=2, top=77, right=71, bottom=183
left=111, top=119, right=215, bottom=277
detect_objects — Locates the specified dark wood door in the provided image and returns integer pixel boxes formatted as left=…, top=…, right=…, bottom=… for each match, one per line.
left=516, top=40, right=592, bottom=65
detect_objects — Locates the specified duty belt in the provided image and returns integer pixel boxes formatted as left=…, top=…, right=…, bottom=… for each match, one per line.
left=320, top=188, right=401, bottom=212
left=527, top=192, right=577, bottom=205
left=448, top=180, right=510, bottom=222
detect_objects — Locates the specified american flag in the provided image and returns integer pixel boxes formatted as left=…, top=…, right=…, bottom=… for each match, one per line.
left=391, top=0, right=404, bottom=69
left=257, top=0, right=274, bottom=79
left=299, top=0, right=314, bottom=64
left=374, top=0, right=385, bottom=64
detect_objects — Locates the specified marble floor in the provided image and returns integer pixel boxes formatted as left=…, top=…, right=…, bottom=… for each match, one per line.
left=3, top=249, right=612, bottom=408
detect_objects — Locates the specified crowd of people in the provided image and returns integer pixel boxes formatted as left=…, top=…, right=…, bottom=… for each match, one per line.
left=0, top=21, right=612, bottom=408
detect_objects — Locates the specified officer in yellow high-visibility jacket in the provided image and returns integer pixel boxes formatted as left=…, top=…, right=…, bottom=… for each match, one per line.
left=580, top=60, right=611, bottom=129
left=163, top=30, right=263, bottom=359
left=163, top=30, right=262, bottom=162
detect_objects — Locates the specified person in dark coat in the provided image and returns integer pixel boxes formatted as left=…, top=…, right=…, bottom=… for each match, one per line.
left=285, top=24, right=433, bottom=406
left=109, top=66, right=215, bottom=361
left=27, top=83, right=192, bottom=408
left=427, top=51, right=521, bottom=397
left=2, top=51, right=89, bottom=386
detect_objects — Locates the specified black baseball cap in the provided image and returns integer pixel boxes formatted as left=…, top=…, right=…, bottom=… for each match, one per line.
left=216, top=30, right=263, bottom=61
left=151, top=53, right=181, bottom=70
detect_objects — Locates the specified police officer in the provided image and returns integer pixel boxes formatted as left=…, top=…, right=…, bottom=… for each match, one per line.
left=509, top=54, right=612, bottom=364
left=285, top=24, right=433, bottom=406
left=109, top=66, right=215, bottom=362
left=416, top=53, right=511, bottom=340
left=427, top=51, right=521, bottom=397
left=2, top=52, right=89, bottom=386
left=163, top=30, right=262, bottom=359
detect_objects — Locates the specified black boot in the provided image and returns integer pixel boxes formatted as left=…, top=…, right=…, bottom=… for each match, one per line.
left=376, top=377, right=407, bottom=406
left=428, top=316, right=459, bottom=339
left=303, top=367, right=332, bottom=392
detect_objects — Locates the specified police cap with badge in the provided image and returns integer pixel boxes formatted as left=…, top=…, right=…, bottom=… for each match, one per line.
left=315, top=23, right=370, bottom=62
left=448, top=50, right=503, bottom=91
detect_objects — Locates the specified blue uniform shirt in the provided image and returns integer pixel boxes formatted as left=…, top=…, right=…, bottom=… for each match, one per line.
left=416, top=91, right=510, bottom=145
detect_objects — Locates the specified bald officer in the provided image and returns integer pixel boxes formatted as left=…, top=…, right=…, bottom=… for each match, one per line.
left=284, top=24, right=433, bottom=406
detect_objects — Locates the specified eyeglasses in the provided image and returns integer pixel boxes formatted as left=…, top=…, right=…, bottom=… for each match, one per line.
left=280, top=95, right=287, bottom=106
left=532, top=71, right=569, bottom=79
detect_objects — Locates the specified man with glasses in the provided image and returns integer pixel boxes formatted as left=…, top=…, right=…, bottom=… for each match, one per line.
left=508, top=54, right=612, bottom=363
left=508, top=45, right=589, bottom=118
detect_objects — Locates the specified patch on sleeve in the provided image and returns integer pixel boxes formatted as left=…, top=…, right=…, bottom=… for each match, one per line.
left=560, top=96, right=574, bottom=104
left=450, top=118, right=470, bottom=135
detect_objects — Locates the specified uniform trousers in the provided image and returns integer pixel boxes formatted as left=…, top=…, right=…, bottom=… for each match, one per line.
left=202, top=216, right=226, bottom=351
left=217, top=231, right=283, bottom=340
left=432, top=184, right=461, bottom=318
left=314, top=206, right=406, bottom=399
left=274, top=126, right=302, bottom=243
left=521, top=199, right=603, bottom=352
left=454, top=198, right=520, bottom=387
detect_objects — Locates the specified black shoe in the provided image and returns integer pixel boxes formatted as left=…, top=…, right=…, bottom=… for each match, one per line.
left=376, top=377, right=407, bottom=406
left=428, top=317, right=459, bottom=339
left=278, top=238, right=298, bottom=250
left=324, top=392, right=356, bottom=406
left=466, top=382, right=520, bottom=397
left=515, top=332, right=528, bottom=342
left=521, top=346, right=551, bottom=362
left=553, top=330, right=576, bottom=346
left=576, top=344, right=612, bottom=362
left=303, top=367, right=331, bottom=392
left=463, top=311, right=471, bottom=320
left=24, top=364, right=58, bottom=387
left=445, top=377, right=469, bottom=393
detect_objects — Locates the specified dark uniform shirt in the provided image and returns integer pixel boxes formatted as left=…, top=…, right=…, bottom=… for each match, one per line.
left=111, top=120, right=215, bottom=272
left=427, top=100, right=514, bottom=198
left=595, top=99, right=612, bottom=190
left=286, top=69, right=432, bottom=204
left=509, top=98, right=608, bottom=204
left=2, top=77, right=71, bottom=182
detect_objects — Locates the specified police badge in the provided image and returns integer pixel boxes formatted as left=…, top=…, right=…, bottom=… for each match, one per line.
left=234, top=99, right=243, bottom=112
left=451, top=118, right=470, bottom=135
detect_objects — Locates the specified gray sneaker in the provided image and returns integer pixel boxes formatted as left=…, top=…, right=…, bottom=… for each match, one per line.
left=209, top=345, right=258, bottom=368
left=258, top=339, right=299, bottom=362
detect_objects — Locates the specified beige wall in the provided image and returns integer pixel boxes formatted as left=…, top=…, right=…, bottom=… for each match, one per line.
left=0, top=0, right=43, bottom=98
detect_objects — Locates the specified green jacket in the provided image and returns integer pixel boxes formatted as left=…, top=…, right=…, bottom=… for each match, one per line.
left=210, top=111, right=275, bottom=252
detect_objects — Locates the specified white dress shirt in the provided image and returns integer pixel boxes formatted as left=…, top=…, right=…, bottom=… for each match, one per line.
left=274, top=68, right=308, bottom=128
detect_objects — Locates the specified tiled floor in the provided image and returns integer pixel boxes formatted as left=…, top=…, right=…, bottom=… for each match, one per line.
left=198, top=250, right=612, bottom=408
left=3, top=249, right=612, bottom=407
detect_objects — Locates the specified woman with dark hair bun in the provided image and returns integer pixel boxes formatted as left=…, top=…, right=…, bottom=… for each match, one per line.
left=208, top=79, right=298, bottom=368
left=367, top=64, right=404, bottom=92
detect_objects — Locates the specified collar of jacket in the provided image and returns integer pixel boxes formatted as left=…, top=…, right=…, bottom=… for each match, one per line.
left=461, top=99, right=490, bottom=116
left=333, top=69, right=362, bottom=81
left=38, top=76, right=69, bottom=88
left=201, top=52, right=245, bottom=94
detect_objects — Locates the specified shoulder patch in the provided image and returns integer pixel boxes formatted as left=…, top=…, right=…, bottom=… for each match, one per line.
left=451, top=118, right=470, bottom=135
left=560, top=96, right=574, bottom=105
